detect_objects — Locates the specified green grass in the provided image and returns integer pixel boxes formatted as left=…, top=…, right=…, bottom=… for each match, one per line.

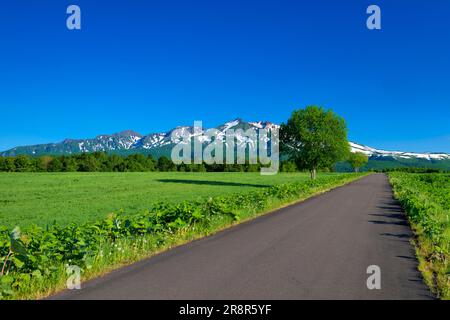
left=389, top=173, right=450, bottom=299
left=0, top=172, right=324, bottom=227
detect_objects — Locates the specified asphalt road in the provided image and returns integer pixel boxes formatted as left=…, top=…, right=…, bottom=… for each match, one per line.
left=53, top=174, right=433, bottom=300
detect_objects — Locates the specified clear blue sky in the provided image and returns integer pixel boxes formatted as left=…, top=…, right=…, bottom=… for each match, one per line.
left=1, top=0, right=449, bottom=152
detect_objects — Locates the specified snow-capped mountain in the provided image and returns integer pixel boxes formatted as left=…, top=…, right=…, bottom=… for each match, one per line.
left=0, top=119, right=277, bottom=157
left=1, top=119, right=449, bottom=163
left=349, top=142, right=450, bottom=161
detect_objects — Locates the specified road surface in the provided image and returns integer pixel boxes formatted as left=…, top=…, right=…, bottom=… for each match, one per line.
left=53, top=174, right=433, bottom=300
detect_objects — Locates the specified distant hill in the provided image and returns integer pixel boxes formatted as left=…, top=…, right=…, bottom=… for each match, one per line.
left=1, top=119, right=449, bottom=171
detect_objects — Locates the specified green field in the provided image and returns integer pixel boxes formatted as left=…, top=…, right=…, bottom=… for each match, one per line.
left=0, top=172, right=324, bottom=227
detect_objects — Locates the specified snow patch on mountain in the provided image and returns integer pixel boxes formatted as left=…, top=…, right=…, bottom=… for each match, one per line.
left=350, top=142, right=450, bottom=160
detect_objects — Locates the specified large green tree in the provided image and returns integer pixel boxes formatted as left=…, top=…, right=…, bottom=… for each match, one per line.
left=280, top=106, right=350, bottom=179
left=348, top=152, right=369, bottom=172
left=13, top=155, right=32, bottom=172
left=48, top=158, right=63, bottom=172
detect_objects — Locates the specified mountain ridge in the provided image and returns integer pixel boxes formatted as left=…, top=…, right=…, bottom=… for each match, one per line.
left=1, top=119, right=450, bottom=165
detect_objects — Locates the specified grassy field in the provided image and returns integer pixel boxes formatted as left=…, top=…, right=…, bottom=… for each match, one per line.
left=0, top=172, right=324, bottom=227
left=389, top=173, right=450, bottom=299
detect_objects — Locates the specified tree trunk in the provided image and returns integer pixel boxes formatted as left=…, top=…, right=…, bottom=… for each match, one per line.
left=310, top=167, right=317, bottom=180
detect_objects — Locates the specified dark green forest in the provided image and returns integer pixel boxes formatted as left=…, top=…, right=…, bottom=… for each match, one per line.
left=1, top=152, right=448, bottom=173
left=0, top=152, right=302, bottom=173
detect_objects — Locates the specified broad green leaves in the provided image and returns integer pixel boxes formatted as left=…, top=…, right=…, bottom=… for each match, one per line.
left=10, top=227, right=27, bottom=256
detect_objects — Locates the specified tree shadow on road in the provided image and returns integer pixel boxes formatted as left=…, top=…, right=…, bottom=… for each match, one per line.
left=397, top=255, right=416, bottom=261
left=376, top=205, right=404, bottom=213
left=368, top=220, right=408, bottom=226
left=380, top=233, right=411, bottom=240
left=157, top=179, right=272, bottom=188
left=368, top=199, right=410, bottom=227
left=370, top=212, right=406, bottom=220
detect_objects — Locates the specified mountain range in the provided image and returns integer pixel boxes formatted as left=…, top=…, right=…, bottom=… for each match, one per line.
left=1, top=119, right=450, bottom=170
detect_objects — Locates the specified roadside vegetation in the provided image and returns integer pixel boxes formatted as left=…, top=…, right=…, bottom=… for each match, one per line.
left=0, top=173, right=365, bottom=299
left=389, top=173, right=450, bottom=299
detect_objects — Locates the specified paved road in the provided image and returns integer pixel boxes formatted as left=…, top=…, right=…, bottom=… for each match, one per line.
left=53, top=174, right=433, bottom=300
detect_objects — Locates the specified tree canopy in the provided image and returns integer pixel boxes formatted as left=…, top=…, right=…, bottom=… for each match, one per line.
left=348, top=152, right=369, bottom=172
left=280, top=106, right=349, bottom=179
left=0, top=152, right=297, bottom=173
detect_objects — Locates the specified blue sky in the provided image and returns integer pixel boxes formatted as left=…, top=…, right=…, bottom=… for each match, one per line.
left=0, top=0, right=449, bottom=152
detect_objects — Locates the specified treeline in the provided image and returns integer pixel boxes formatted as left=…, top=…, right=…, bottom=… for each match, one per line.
left=370, top=167, right=448, bottom=173
left=0, top=152, right=300, bottom=173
